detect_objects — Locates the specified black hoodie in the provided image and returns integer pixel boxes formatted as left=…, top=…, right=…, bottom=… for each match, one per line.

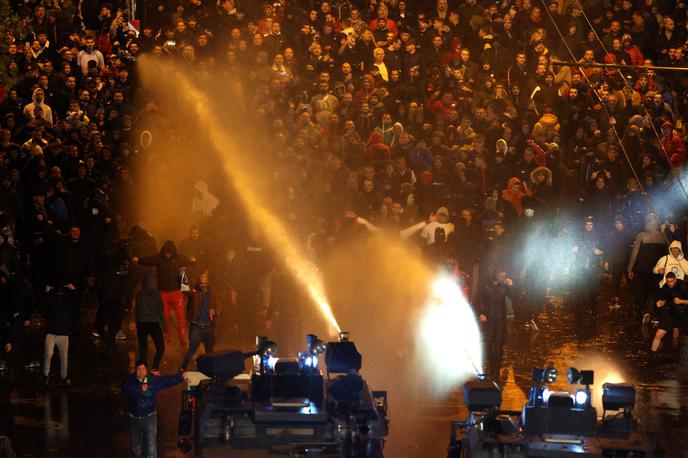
left=137, top=241, right=190, bottom=292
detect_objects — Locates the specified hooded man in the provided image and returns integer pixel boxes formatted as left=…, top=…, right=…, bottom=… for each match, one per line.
left=22, top=88, right=54, bottom=126
left=654, top=240, right=688, bottom=287
left=133, top=241, right=194, bottom=345
left=420, top=206, right=454, bottom=245
left=191, top=180, right=219, bottom=217
left=501, top=177, right=532, bottom=220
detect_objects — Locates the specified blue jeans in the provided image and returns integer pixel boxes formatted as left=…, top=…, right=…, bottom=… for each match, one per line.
left=181, top=324, right=215, bottom=370
left=129, top=412, right=157, bottom=458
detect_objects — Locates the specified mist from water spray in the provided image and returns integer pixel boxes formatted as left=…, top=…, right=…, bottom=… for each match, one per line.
left=322, top=237, right=483, bottom=399
left=137, top=58, right=482, bottom=403
left=139, top=59, right=340, bottom=336
left=416, top=275, right=483, bottom=395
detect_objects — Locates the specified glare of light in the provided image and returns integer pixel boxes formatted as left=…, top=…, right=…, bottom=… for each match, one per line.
left=551, top=355, right=627, bottom=413
left=267, top=356, right=278, bottom=371
left=153, top=66, right=341, bottom=336
left=575, top=390, right=588, bottom=406
left=542, top=387, right=552, bottom=404
left=416, top=275, right=483, bottom=396
left=300, top=355, right=318, bottom=368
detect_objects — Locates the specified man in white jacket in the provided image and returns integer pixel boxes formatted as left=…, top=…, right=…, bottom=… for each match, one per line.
left=654, top=240, right=688, bottom=287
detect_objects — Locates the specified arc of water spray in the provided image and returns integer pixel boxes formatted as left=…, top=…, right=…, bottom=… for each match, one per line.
left=158, top=67, right=341, bottom=336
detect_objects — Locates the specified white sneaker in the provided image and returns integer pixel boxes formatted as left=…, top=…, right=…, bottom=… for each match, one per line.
left=115, top=331, right=127, bottom=340
left=529, top=320, right=540, bottom=332
left=0, top=360, right=7, bottom=371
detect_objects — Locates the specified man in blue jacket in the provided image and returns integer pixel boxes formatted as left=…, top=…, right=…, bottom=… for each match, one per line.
left=122, top=361, right=187, bottom=458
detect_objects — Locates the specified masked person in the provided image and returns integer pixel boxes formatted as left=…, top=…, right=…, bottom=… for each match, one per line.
left=476, top=270, right=514, bottom=378
left=573, top=217, right=604, bottom=314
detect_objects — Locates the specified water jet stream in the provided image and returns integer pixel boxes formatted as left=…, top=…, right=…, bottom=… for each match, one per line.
left=141, top=61, right=341, bottom=336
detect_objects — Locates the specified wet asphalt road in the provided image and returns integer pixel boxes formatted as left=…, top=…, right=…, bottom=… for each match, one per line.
left=1, top=291, right=688, bottom=458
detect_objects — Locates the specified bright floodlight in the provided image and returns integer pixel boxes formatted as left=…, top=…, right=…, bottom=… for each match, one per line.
left=575, top=390, right=588, bottom=407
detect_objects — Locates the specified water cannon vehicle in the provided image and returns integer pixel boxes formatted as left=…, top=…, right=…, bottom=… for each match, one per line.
left=177, top=332, right=388, bottom=457
left=448, top=366, right=660, bottom=457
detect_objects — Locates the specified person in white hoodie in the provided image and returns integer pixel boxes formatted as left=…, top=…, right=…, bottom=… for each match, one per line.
left=22, top=88, right=53, bottom=126
left=653, top=240, right=688, bottom=287
left=191, top=180, right=219, bottom=217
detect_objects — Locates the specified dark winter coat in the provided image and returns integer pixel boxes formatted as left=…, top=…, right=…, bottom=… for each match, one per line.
left=54, top=237, right=93, bottom=286
left=137, top=241, right=191, bottom=292
left=475, top=280, right=513, bottom=321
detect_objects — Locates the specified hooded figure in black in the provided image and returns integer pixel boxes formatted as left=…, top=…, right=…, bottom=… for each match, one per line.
left=134, top=241, right=193, bottom=345
left=573, top=217, right=604, bottom=314
left=124, top=225, right=157, bottom=315
left=476, top=270, right=514, bottom=378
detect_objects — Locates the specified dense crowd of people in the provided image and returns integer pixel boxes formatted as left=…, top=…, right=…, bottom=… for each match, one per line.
left=2, top=2, right=688, bottom=449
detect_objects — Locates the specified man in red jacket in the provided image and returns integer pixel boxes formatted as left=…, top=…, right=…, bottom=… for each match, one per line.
left=660, top=120, right=686, bottom=169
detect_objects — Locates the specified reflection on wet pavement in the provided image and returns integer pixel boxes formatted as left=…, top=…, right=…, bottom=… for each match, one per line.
left=1, top=293, right=687, bottom=457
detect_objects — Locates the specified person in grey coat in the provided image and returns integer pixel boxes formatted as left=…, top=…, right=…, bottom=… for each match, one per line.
left=627, top=213, right=668, bottom=321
